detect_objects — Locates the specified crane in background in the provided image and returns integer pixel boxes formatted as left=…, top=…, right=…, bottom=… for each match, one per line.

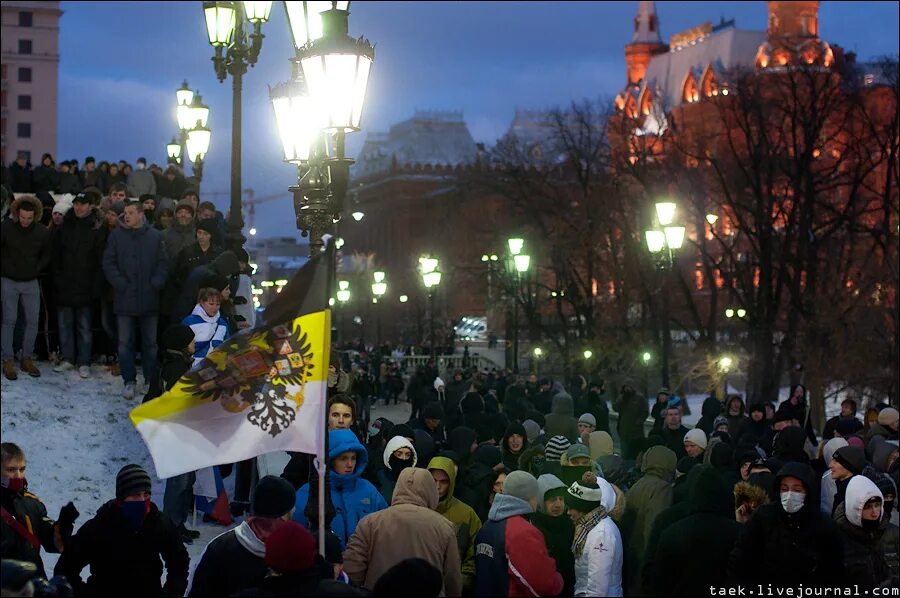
left=197, top=188, right=291, bottom=237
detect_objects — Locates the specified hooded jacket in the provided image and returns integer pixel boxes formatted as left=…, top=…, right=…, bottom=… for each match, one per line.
left=695, top=396, right=724, bottom=436
left=102, top=220, right=169, bottom=316
left=457, top=445, right=503, bottom=523
left=474, top=493, right=564, bottom=597
left=651, top=466, right=742, bottom=596
left=56, top=499, right=188, bottom=598
left=501, top=422, right=528, bottom=472
left=182, top=303, right=229, bottom=366
left=588, top=431, right=614, bottom=461
left=171, top=251, right=240, bottom=321
left=544, top=393, right=579, bottom=442
left=531, top=474, right=576, bottom=595
left=428, top=456, right=483, bottom=590
left=376, top=435, right=418, bottom=504
left=186, top=519, right=274, bottom=597
left=0, top=485, right=60, bottom=579
left=342, top=468, right=462, bottom=596
left=728, top=462, right=845, bottom=587
left=293, top=429, right=388, bottom=549
left=820, top=437, right=849, bottom=516
left=834, top=475, right=896, bottom=589
left=621, top=445, right=676, bottom=596
left=1, top=195, right=51, bottom=281
left=612, top=386, right=648, bottom=443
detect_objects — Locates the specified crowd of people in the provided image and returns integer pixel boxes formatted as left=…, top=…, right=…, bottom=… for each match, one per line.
left=3, top=351, right=899, bottom=596
left=1, top=152, right=255, bottom=401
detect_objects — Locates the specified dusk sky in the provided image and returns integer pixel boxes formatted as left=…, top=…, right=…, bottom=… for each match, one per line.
left=57, top=1, right=899, bottom=239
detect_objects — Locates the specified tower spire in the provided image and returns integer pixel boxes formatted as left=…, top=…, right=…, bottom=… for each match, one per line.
left=633, top=1, right=662, bottom=44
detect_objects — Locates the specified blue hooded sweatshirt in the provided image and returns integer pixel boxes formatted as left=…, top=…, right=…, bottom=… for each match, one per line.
left=293, top=429, right=388, bottom=548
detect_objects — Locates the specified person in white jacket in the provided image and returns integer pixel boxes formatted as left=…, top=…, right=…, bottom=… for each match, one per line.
left=566, top=471, right=623, bottom=597
left=821, top=437, right=849, bottom=515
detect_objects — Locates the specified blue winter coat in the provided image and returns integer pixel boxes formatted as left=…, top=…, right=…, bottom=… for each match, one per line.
left=102, top=221, right=168, bottom=316
left=293, top=429, right=388, bottom=549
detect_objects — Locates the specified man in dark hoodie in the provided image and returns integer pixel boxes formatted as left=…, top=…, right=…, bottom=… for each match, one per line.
left=457, top=444, right=504, bottom=523
left=651, top=465, right=742, bottom=596
left=830, top=445, right=867, bottom=516
left=724, top=395, right=750, bottom=442
left=500, top=422, right=528, bottom=472
left=543, top=392, right=579, bottom=443
left=412, top=402, right=447, bottom=451
left=728, top=462, right=845, bottom=587
left=171, top=250, right=239, bottom=322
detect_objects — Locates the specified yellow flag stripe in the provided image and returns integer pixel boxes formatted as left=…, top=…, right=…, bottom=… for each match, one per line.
left=130, top=310, right=331, bottom=425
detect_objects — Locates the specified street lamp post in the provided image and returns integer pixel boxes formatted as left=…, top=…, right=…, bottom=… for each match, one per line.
left=203, top=1, right=272, bottom=251
left=507, top=238, right=530, bottom=373
left=336, top=280, right=351, bottom=342
left=645, top=201, right=686, bottom=389
left=718, top=355, right=734, bottom=399
left=420, top=257, right=442, bottom=358
left=172, top=81, right=211, bottom=186
left=371, top=271, right=386, bottom=346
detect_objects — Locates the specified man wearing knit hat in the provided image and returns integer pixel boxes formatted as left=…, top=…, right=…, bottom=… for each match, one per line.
left=577, top=413, right=596, bottom=438
left=240, top=521, right=324, bottom=595
left=877, top=407, right=899, bottom=435
left=566, top=472, right=622, bottom=597
left=683, top=429, right=708, bottom=461
left=188, top=475, right=297, bottom=597
left=55, top=464, right=189, bottom=597
left=473, top=470, right=564, bottom=597
left=830, top=445, right=866, bottom=516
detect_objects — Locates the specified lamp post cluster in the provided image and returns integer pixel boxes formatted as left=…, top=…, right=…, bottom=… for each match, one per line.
left=167, top=81, right=211, bottom=185
left=506, top=238, right=531, bottom=373
left=269, top=1, right=375, bottom=258
left=644, top=201, right=686, bottom=389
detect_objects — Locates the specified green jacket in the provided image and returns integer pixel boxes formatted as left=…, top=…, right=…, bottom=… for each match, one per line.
left=428, top=456, right=482, bottom=590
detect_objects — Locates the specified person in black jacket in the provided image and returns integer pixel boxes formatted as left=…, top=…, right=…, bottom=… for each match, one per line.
left=188, top=476, right=297, bottom=597
left=648, top=403, right=690, bottom=460
left=1, top=443, right=78, bottom=579
left=651, top=465, right=742, bottom=596
left=8, top=153, right=32, bottom=193
left=728, top=462, right=845, bottom=587
left=1, top=195, right=51, bottom=380
left=30, top=154, right=59, bottom=194
left=777, top=384, right=819, bottom=446
left=56, top=161, right=81, bottom=194
left=612, top=383, right=648, bottom=460
left=55, top=464, right=188, bottom=597
left=51, top=194, right=103, bottom=377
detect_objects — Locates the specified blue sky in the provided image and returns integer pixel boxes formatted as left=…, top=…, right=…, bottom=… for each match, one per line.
left=57, top=1, right=899, bottom=238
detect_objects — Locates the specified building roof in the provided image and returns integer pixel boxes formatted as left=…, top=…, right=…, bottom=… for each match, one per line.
left=643, top=21, right=766, bottom=109
left=353, top=110, right=477, bottom=178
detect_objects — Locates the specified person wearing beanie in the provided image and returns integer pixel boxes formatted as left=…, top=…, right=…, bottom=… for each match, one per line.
left=500, top=421, right=528, bottom=472
left=545, top=434, right=572, bottom=463
left=232, top=520, right=323, bottom=596
left=427, top=456, right=483, bottom=592
left=473, top=470, right=564, bottom=597
left=577, top=413, right=596, bottom=437
left=531, top=474, right=576, bottom=596
left=170, top=249, right=241, bottom=322
left=683, top=428, right=708, bottom=462
left=833, top=475, right=896, bottom=590
left=564, top=443, right=592, bottom=468
left=171, top=216, right=223, bottom=295
left=728, top=462, right=845, bottom=588
left=343, top=468, right=463, bottom=596
left=622, top=445, right=677, bottom=595
left=56, top=464, right=189, bottom=597
left=377, top=435, right=418, bottom=504
left=188, top=475, right=297, bottom=596
left=830, top=445, right=867, bottom=516
left=820, top=437, right=849, bottom=516
left=292, top=429, right=387, bottom=551
left=411, top=401, right=447, bottom=450
left=650, top=389, right=672, bottom=434
left=566, top=472, right=623, bottom=597
left=877, top=407, right=900, bottom=435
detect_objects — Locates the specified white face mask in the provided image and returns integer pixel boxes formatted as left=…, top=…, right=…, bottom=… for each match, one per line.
left=780, top=490, right=806, bottom=514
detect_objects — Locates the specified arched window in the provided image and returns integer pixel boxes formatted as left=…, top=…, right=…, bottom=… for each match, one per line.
left=682, top=74, right=699, bottom=104
left=700, top=65, right=718, bottom=97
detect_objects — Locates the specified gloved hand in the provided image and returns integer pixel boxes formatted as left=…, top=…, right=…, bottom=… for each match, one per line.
left=57, top=501, right=79, bottom=539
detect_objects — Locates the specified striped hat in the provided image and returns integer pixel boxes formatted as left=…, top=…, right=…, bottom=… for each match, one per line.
left=545, top=435, right=572, bottom=462
left=116, top=464, right=152, bottom=499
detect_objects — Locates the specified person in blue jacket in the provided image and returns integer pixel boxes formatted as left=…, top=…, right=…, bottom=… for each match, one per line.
left=293, top=428, right=387, bottom=549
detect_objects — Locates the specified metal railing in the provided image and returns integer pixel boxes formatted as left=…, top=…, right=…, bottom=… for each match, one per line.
left=400, top=353, right=503, bottom=374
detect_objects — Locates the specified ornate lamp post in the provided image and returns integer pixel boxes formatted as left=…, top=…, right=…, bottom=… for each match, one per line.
left=203, top=0, right=273, bottom=250
left=644, top=201, right=686, bottom=388
left=507, top=237, right=530, bottom=373
left=419, top=256, right=442, bottom=357
left=170, top=81, right=211, bottom=185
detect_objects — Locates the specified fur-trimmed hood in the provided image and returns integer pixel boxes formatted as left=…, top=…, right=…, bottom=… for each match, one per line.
left=10, top=194, right=43, bottom=223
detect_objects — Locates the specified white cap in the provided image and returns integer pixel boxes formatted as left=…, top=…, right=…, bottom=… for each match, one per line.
left=684, top=428, right=708, bottom=450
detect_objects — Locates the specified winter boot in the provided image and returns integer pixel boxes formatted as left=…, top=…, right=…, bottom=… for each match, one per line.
left=19, top=358, right=41, bottom=378
left=2, top=360, right=17, bottom=380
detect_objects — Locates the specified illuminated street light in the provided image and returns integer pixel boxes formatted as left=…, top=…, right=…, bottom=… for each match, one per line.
left=641, top=351, right=652, bottom=364
left=399, top=295, right=408, bottom=303
left=655, top=201, right=677, bottom=226
left=583, top=349, right=593, bottom=360
left=507, top=237, right=524, bottom=256
left=352, top=211, right=364, bottom=221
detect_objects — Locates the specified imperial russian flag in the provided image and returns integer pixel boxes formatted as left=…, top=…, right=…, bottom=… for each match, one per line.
left=130, top=242, right=334, bottom=480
